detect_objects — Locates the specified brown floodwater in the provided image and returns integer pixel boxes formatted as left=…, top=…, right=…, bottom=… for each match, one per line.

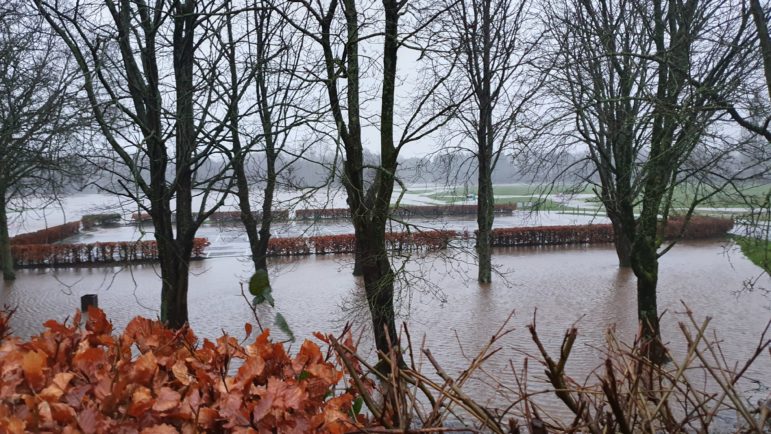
left=2, top=240, right=770, bottom=426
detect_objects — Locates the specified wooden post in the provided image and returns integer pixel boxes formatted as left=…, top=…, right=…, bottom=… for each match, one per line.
left=81, top=294, right=98, bottom=312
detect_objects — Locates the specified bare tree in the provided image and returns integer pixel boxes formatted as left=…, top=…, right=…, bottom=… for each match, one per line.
left=716, top=0, right=771, bottom=142
left=272, top=0, right=458, bottom=361
left=213, top=0, right=322, bottom=285
left=36, top=0, right=234, bottom=328
left=435, top=0, right=543, bottom=283
left=750, top=0, right=770, bottom=102
left=0, top=1, right=86, bottom=281
left=546, top=0, right=761, bottom=359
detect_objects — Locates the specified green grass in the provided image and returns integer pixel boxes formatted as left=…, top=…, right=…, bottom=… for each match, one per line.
left=734, top=236, right=771, bottom=274
left=411, top=182, right=771, bottom=218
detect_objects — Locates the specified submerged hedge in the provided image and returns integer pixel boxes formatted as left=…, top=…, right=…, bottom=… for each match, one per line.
left=9, top=222, right=81, bottom=246
left=8, top=217, right=732, bottom=267
left=11, top=239, right=210, bottom=267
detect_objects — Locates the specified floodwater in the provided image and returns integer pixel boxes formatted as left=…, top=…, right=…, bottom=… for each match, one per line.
left=2, top=236, right=769, bottom=422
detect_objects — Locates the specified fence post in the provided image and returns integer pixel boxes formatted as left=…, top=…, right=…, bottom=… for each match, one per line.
left=81, top=294, right=98, bottom=312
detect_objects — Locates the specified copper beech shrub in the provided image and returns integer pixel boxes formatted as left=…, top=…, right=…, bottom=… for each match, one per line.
left=0, top=308, right=363, bottom=433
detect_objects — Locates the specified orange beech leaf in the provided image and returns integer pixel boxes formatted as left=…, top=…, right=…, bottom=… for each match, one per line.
left=37, top=401, right=54, bottom=427
left=219, top=393, right=250, bottom=428
left=307, top=362, right=343, bottom=386
left=233, top=356, right=265, bottom=390
left=263, top=376, right=307, bottom=412
left=312, top=332, right=330, bottom=344
left=1, top=416, right=26, bottom=434
left=132, top=352, right=158, bottom=384
left=73, top=347, right=107, bottom=374
left=152, top=387, right=181, bottom=413
left=39, top=383, right=65, bottom=402
left=85, top=306, right=112, bottom=335
left=171, top=360, right=192, bottom=386
left=129, top=386, right=155, bottom=417
left=49, top=403, right=77, bottom=424
left=52, top=372, right=75, bottom=391
left=140, top=423, right=179, bottom=434
left=77, top=406, right=99, bottom=434
left=195, top=407, right=219, bottom=429
left=43, top=319, right=72, bottom=334
left=293, top=340, right=323, bottom=371
left=21, top=350, right=46, bottom=390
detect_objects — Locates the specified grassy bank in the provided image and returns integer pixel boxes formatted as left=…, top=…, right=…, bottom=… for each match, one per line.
left=734, top=236, right=771, bottom=273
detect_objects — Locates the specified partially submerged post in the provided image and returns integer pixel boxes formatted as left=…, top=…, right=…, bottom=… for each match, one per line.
left=80, top=294, right=98, bottom=312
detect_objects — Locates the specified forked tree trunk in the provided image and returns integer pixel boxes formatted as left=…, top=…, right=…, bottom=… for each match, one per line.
left=0, top=196, right=15, bottom=281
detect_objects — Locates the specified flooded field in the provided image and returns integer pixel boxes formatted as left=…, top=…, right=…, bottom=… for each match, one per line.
left=2, top=236, right=769, bottom=414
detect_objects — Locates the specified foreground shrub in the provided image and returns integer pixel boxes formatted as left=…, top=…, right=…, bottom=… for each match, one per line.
left=332, top=308, right=770, bottom=433
left=0, top=308, right=361, bottom=433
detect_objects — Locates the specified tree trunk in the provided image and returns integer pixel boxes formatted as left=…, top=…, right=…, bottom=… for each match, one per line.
left=159, top=245, right=190, bottom=329
left=609, top=216, right=633, bottom=267
left=631, top=236, right=664, bottom=362
left=358, top=228, right=399, bottom=365
left=254, top=171, right=275, bottom=276
left=0, top=196, right=15, bottom=281
left=352, top=237, right=364, bottom=276
left=476, top=167, right=494, bottom=283
left=750, top=0, right=771, bottom=101
left=475, top=0, right=494, bottom=284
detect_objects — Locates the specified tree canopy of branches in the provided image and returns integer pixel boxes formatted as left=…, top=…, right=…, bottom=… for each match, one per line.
left=0, top=1, right=86, bottom=281
left=213, top=0, right=322, bottom=284
left=546, top=0, right=762, bottom=359
left=36, top=0, right=234, bottom=328
left=273, top=0, right=458, bottom=360
left=435, top=0, right=543, bottom=283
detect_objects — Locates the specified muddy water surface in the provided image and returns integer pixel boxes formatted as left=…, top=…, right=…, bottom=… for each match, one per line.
left=2, top=240, right=770, bottom=421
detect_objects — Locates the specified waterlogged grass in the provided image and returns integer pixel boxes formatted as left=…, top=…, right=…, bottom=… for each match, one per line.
left=734, top=236, right=771, bottom=274
left=410, top=182, right=770, bottom=219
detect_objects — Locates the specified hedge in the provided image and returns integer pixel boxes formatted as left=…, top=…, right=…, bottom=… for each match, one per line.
left=81, top=214, right=122, bottom=230
left=9, top=222, right=80, bottom=246
left=489, top=224, right=616, bottom=247
left=131, top=210, right=291, bottom=224
left=488, top=217, right=733, bottom=248
left=296, top=204, right=517, bottom=220
left=11, top=238, right=210, bottom=267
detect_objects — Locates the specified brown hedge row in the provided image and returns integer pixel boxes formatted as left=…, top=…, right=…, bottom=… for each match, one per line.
left=10, top=239, right=210, bottom=267
left=265, top=230, right=458, bottom=256
left=9, top=222, right=81, bottom=246
left=295, top=204, right=517, bottom=220
left=489, top=216, right=733, bottom=247
left=489, top=224, right=616, bottom=247
left=131, top=211, right=291, bottom=224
